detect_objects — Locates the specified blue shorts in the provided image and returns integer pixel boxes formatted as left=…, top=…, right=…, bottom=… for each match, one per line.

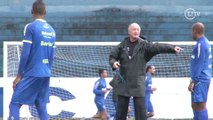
left=11, top=77, right=50, bottom=105
left=94, top=97, right=105, bottom=111
left=191, top=82, right=210, bottom=103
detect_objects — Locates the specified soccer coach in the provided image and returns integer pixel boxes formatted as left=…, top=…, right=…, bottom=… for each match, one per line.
left=109, top=23, right=182, bottom=120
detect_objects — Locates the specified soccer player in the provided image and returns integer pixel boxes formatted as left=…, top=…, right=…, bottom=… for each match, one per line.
left=93, top=69, right=110, bottom=120
left=109, top=23, right=182, bottom=120
left=145, top=65, right=156, bottom=118
left=188, top=22, right=212, bottom=120
left=8, top=0, right=56, bottom=120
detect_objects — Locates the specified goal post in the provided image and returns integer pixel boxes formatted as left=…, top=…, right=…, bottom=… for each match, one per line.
left=3, top=41, right=213, bottom=119
left=4, top=41, right=200, bottom=78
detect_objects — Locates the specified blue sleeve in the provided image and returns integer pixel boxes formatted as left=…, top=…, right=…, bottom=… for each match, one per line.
left=23, top=23, right=32, bottom=42
left=190, top=42, right=205, bottom=81
left=93, top=81, right=104, bottom=95
left=18, top=43, right=31, bottom=76
left=18, top=24, right=33, bottom=76
left=145, top=76, right=152, bottom=92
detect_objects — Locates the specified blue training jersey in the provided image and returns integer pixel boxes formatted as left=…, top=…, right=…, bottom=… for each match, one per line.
left=18, top=19, right=56, bottom=77
left=93, top=78, right=107, bottom=97
left=190, top=36, right=212, bottom=83
left=145, top=73, right=152, bottom=95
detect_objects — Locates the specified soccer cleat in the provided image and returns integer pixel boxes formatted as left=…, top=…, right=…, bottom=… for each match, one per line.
left=147, top=112, right=154, bottom=118
left=93, top=112, right=101, bottom=118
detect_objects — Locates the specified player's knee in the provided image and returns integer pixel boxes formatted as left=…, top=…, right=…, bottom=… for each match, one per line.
left=9, top=102, right=21, bottom=111
left=198, top=102, right=207, bottom=109
left=192, top=102, right=206, bottom=110
left=9, top=103, right=22, bottom=120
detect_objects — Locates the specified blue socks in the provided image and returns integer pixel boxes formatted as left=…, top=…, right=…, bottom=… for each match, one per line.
left=193, top=109, right=208, bottom=120
left=9, top=103, right=21, bottom=120
left=36, top=103, right=48, bottom=120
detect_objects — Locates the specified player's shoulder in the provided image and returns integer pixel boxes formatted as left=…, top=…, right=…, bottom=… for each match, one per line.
left=199, top=37, right=210, bottom=47
left=96, top=78, right=102, bottom=82
left=24, top=22, right=33, bottom=30
left=23, top=22, right=34, bottom=36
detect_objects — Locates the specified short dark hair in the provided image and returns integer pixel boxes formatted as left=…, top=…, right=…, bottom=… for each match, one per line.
left=146, top=65, right=153, bottom=73
left=31, top=0, right=46, bottom=15
left=99, top=69, right=107, bottom=76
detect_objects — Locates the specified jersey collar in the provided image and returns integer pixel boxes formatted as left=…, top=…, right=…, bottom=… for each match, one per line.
left=35, top=19, right=46, bottom=22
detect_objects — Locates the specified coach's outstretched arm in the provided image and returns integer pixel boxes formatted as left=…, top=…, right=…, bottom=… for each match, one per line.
left=143, top=41, right=182, bottom=62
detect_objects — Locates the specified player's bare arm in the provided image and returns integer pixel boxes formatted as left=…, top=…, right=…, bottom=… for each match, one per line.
left=188, top=80, right=194, bottom=92
left=12, top=74, right=22, bottom=90
left=151, top=87, right=157, bottom=94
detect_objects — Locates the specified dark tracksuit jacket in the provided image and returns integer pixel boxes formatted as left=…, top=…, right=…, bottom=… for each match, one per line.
left=109, top=37, right=176, bottom=97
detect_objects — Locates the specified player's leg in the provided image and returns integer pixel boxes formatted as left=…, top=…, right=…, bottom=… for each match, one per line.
left=36, top=102, right=48, bottom=120
left=93, top=98, right=102, bottom=118
left=133, top=97, right=147, bottom=120
left=36, top=77, right=50, bottom=120
left=192, top=102, right=208, bottom=120
left=145, top=94, right=149, bottom=116
left=113, top=100, right=117, bottom=111
left=116, top=95, right=130, bottom=120
left=100, top=98, right=108, bottom=120
left=191, top=82, right=210, bottom=120
left=8, top=103, right=22, bottom=120
left=9, top=84, right=22, bottom=120
left=146, top=100, right=154, bottom=118
left=94, top=97, right=107, bottom=119
left=8, top=76, right=34, bottom=120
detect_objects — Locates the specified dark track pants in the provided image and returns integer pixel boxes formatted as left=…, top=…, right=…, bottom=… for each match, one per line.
left=116, top=95, right=147, bottom=120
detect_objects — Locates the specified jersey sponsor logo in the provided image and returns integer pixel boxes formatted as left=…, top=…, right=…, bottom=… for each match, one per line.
left=42, top=59, right=49, bottom=64
left=41, top=41, right=54, bottom=47
left=41, top=31, right=56, bottom=38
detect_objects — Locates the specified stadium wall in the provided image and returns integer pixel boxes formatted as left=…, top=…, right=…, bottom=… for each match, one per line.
left=1, top=3, right=213, bottom=76
left=1, top=77, right=213, bottom=119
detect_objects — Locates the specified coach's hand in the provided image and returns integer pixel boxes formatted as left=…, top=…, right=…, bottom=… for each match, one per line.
left=188, top=80, right=194, bottom=92
left=174, top=46, right=183, bottom=53
left=113, top=61, right=120, bottom=69
left=13, top=75, right=22, bottom=90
